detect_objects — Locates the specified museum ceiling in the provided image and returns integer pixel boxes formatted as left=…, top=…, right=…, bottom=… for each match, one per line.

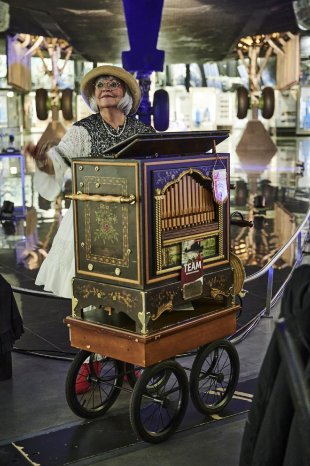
left=3, top=0, right=298, bottom=64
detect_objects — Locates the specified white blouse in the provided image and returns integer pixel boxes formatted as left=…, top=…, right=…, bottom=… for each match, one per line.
left=34, top=125, right=91, bottom=298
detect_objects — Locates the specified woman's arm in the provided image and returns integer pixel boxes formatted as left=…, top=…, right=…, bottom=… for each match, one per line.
left=24, top=126, right=91, bottom=201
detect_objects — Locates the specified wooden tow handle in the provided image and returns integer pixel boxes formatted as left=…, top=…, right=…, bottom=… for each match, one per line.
left=65, top=193, right=136, bottom=204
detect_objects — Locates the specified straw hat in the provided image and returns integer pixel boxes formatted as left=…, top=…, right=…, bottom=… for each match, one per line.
left=80, top=65, right=141, bottom=115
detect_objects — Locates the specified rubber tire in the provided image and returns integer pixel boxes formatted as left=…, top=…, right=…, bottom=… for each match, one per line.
left=153, top=89, right=170, bottom=131
left=65, top=350, right=124, bottom=419
left=130, top=360, right=189, bottom=443
left=61, top=88, right=74, bottom=121
left=190, top=340, right=239, bottom=415
left=262, top=86, right=275, bottom=119
left=236, top=86, right=249, bottom=119
left=35, top=88, right=48, bottom=120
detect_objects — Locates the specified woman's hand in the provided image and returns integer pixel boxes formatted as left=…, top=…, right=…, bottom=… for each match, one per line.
left=23, top=142, right=54, bottom=174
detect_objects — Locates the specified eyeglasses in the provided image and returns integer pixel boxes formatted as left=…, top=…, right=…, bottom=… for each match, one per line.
left=94, top=78, right=122, bottom=91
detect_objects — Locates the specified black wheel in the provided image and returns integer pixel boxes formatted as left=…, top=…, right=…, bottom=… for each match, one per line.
left=236, top=86, right=249, bottom=119
left=61, top=88, right=73, bottom=120
left=190, top=340, right=239, bottom=415
left=153, top=89, right=169, bottom=131
left=65, top=350, right=124, bottom=419
left=124, top=363, right=142, bottom=388
left=35, top=88, right=48, bottom=120
left=125, top=362, right=172, bottom=391
left=261, top=86, right=275, bottom=119
left=129, top=360, right=189, bottom=443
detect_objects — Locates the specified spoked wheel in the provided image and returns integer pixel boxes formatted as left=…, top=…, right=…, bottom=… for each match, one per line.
left=129, top=360, right=189, bottom=443
left=190, top=340, right=239, bottom=415
left=65, top=350, right=124, bottom=419
left=125, top=360, right=173, bottom=391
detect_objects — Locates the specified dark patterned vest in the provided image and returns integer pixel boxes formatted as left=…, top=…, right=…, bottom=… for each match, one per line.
left=74, top=113, right=155, bottom=156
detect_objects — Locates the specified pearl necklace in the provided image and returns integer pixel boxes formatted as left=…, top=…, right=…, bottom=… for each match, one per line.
left=102, top=116, right=127, bottom=138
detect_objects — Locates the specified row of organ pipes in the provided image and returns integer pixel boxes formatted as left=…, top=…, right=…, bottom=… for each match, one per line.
left=160, top=173, right=215, bottom=230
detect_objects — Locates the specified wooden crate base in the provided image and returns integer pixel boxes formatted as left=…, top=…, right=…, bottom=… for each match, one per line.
left=64, top=305, right=239, bottom=367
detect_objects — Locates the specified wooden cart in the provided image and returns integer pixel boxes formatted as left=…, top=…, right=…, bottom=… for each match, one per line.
left=64, top=131, right=245, bottom=443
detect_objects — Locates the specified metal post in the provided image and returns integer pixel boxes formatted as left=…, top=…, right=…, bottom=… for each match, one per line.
left=264, top=266, right=274, bottom=317
left=297, top=230, right=302, bottom=264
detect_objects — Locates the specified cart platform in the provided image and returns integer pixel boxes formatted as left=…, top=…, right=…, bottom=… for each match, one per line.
left=65, top=303, right=238, bottom=367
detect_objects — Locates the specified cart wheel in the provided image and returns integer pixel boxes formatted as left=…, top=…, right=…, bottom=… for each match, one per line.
left=153, top=89, right=170, bottom=131
left=129, top=360, right=189, bottom=443
left=124, top=363, right=142, bottom=388
left=190, top=339, right=239, bottom=415
left=236, top=86, right=249, bottom=119
left=65, top=350, right=124, bottom=419
left=61, top=88, right=74, bottom=120
left=125, top=362, right=173, bottom=391
left=35, top=88, right=48, bottom=120
left=261, top=86, right=275, bottom=119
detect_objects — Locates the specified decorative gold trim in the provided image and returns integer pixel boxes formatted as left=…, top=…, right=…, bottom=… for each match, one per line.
left=204, top=254, right=225, bottom=264
left=155, top=168, right=214, bottom=273
left=72, top=297, right=78, bottom=317
left=144, top=156, right=226, bottom=167
left=144, top=156, right=229, bottom=284
left=73, top=161, right=141, bottom=284
left=76, top=268, right=141, bottom=284
left=138, top=310, right=150, bottom=335
left=230, top=251, right=246, bottom=296
left=84, top=176, right=129, bottom=267
left=155, top=253, right=225, bottom=275
left=73, top=165, right=79, bottom=280
left=66, top=193, right=136, bottom=204
left=135, top=165, right=141, bottom=285
left=218, top=204, right=224, bottom=256
left=210, top=288, right=230, bottom=299
left=154, top=192, right=164, bottom=271
left=72, top=160, right=139, bottom=167
left=156, top=266, right=181, bottom=275
left=151, top=299, right=174, bottom=321
left=150, top=258, right=230, bottom=283
left=162, top=168, right=211, bottom=193
left=163, top=230, right=220, bottom=246
left=226, top=183, right=230, bottom=259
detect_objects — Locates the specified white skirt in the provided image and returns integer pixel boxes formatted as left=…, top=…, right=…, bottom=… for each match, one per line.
left=35, top=206, right=75, bottom=298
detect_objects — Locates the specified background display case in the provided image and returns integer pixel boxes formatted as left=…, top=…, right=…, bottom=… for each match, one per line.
left=297, top=86, right=310, bottom=135
left=0, top=152, right=26, bottom=217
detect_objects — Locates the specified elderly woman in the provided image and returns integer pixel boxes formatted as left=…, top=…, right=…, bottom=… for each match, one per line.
left=25, top=65, right=155, bottom=298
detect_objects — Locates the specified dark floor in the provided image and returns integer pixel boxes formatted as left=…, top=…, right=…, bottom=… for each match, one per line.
left=0, top=220, right=290, bottom=465
left=0, top=297, right=280, bottom=466
left=0, top=242, right=286, bottom=465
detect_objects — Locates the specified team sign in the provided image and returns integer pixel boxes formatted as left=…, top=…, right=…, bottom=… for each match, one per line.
left=181, top=239, right=203, bottom=286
